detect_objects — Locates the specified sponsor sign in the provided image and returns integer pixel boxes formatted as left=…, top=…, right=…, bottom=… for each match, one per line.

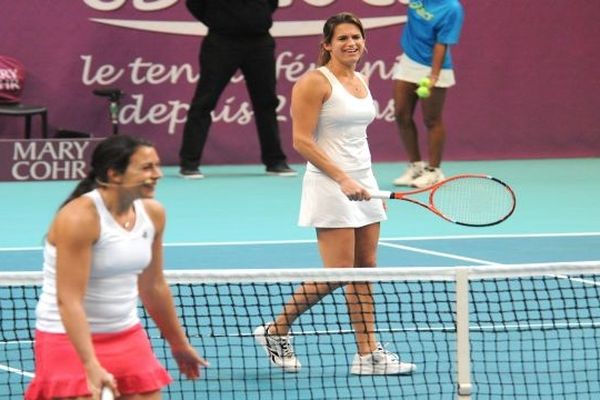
left=0, top=138, right=103, bottom=181
left=1, top=1, right=599, bottom=163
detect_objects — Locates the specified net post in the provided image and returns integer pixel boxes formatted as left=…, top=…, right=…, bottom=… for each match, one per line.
left=456, top=267, right=472, bottom=399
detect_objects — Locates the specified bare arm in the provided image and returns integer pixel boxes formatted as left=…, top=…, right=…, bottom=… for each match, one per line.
left=291, top=71, right=371, bottom=200
left=429, top=43, right=447, bottom=86
left=52, top=198, right=118, bottom=398
left=138, top=199, right=208, bottom=379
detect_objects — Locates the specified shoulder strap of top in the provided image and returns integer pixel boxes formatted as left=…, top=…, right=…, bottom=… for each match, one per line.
left=133, top=198, right=152, bottom=228
left=83, top=189, right=107, bottom=219
left=84, top=189, right=101, bottom=208
left=317, top=66, right=338, bottom=87
left=354, top=71, right=368, bottom=87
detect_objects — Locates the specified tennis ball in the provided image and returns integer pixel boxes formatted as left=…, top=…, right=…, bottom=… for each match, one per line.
left=418, top=77, right=431, bottom=87
left=416, top=86, right=431, bottom=98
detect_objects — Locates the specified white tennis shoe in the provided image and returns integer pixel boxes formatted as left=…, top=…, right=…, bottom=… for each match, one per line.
left=254, top=322, right=301, bottom=372
left=411, top=167, right=445, bottom=188
left=351, top=343, right=416, bottom=375
left=393, top=161, right=426, bottom=186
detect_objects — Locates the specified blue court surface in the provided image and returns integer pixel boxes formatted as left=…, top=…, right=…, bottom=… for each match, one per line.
left=1, top=159, right=599, bottom=399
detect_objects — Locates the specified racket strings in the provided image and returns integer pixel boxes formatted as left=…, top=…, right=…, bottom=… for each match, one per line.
left=432, top=177, right=515, bottom=226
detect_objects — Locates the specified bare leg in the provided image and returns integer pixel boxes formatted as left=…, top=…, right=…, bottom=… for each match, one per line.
left=121, top=391, right=161, bottom=399
left=344, top=281, right=375, bottom=355
left=270, top=280, right=344, bottom=335
left=271, top=224, right=381, bottom=356
left=345, top=223, right=379, bottom=355
left=68, top=391, right=161, bottom=400
left=270, top=227, right=356, bottom=336
left=393, top=80, right=421, bottom=162
left=420, top=87, right=447, bottom=168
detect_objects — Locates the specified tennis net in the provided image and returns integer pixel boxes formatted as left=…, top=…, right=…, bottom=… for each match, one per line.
left=1, top=262, right=600, bottom=399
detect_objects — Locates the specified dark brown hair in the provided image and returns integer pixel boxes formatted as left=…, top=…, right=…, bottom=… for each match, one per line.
left=318, top=12, right=366, bottom=66
left=60, top=135, right=153, bottom=208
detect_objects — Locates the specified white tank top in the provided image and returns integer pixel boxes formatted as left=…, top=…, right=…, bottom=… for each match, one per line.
left=306, top=66, right=376, bottom=173
left=35, top=189, right=155, bottom=333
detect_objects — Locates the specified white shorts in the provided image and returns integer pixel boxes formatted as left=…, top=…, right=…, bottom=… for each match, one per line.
left=298, top=168, right=387, bottom=228
left=392, top=54, right=456, bottom=88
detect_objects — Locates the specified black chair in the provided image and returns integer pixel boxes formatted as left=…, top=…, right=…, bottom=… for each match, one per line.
left=0, top=103, right=48, bottom=139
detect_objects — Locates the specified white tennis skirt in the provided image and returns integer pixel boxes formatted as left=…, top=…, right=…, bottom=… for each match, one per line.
left=392, top=53, right=456, bottom=88
left=298, top=168, right=387, bottom=228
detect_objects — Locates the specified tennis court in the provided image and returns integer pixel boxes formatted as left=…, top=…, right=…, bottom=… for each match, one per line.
left=1, top=158, right=600, bottom=399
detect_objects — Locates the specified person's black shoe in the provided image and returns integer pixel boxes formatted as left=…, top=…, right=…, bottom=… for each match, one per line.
left=179, top=167, right=204, bottom=179
left=266, top=162, right=297, bottom=177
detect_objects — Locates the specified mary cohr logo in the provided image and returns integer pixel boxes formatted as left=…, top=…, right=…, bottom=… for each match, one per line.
left=2, top=139, right=102, bottom=181
left=0, top=68, right=20, bottom=91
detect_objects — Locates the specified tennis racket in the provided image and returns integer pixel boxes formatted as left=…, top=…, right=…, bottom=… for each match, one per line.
left=100, top=386, right=114, bottom=400
left=371, top=174, right=516, bottom=227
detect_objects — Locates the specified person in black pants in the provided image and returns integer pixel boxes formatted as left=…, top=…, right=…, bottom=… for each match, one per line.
left=179, top=0, right=296, bottom=179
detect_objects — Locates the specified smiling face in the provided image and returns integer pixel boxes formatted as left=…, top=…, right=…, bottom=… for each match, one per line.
left=323, top=22, right=365, bottom=67
left=109, top=145, right=162, bottom=197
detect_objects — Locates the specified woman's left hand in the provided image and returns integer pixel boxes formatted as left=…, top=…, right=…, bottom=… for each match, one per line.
left=172, top=344, right=209, bottom=379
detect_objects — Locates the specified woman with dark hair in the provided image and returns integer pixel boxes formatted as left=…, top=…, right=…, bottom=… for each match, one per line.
left=254, top=13, right=416, bottom=376
left=26, top=135, right=208, bottom=400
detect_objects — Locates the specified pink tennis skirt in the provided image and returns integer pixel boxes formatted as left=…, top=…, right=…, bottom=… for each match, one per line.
left=25, top=323, right=172, bottom=399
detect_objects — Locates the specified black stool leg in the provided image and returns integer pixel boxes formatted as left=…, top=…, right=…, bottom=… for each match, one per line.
left=41, top=111, right=48, bottom=138
left=25, top=115, right=32, bottom=139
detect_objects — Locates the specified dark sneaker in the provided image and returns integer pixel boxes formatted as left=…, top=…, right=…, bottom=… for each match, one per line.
left=179, top=167, right=204, bottom=179
left=266, top=162, right=297, bottom=177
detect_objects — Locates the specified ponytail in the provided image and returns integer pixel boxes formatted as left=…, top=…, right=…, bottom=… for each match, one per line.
left=318, top=42, right=331, bottom=66
left=59, top=170, right=98, bottom=209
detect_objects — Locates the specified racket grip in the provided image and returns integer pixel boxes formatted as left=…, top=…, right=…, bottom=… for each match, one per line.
left=370, top=190, right=393, bottom=199
left=100, top=387, right=115, bottom=400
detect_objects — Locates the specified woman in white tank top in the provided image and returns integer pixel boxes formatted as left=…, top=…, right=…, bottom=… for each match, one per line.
left=26, top=135, right=208, bottom=400
left=254, top=13, right=416, bottom=376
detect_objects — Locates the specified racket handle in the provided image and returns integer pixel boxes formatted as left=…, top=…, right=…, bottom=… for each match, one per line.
left=370, top=190, right=393, bottom=199
left=100, top=387, right=115, bottom=400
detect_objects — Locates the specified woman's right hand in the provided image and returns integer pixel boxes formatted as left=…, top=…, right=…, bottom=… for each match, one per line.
left=85, top=361, right=119, bottom=400
left=339, top=177, right=371, bottom=201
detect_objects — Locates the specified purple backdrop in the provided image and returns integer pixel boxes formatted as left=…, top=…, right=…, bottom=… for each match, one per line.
left=1, top=0, right=599, bottom=168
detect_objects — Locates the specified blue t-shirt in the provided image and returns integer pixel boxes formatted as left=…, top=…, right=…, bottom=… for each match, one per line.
left=401, top=0, right=464, bottom=69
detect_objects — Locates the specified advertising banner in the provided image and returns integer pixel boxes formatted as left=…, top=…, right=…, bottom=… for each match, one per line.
left=0, top=138, right=103, bottom=181
left=1, top=1, right=598, bottom=167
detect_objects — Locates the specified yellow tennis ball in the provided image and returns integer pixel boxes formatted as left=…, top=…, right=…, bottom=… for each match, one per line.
left=418, top=77, right=431, bottom=87
left=416, top=86, right=431, bottom=98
